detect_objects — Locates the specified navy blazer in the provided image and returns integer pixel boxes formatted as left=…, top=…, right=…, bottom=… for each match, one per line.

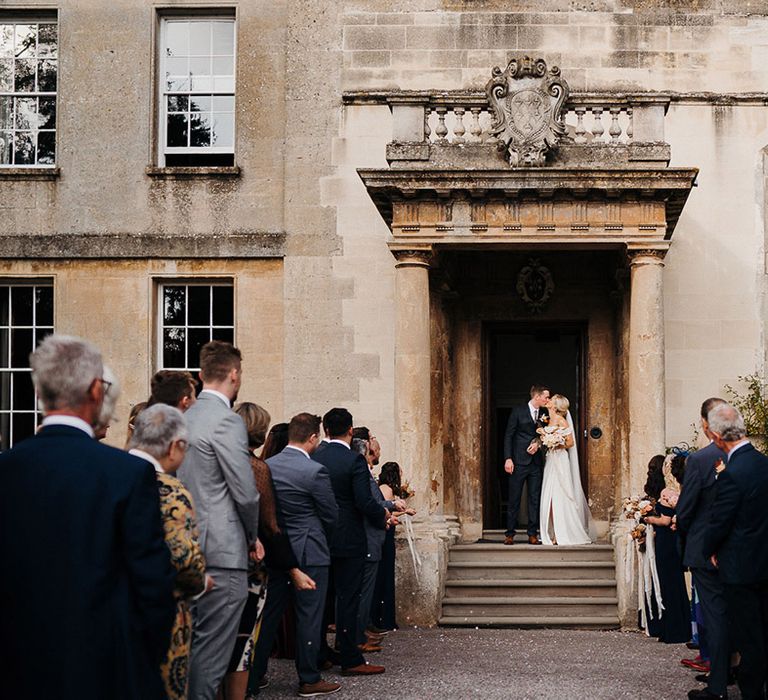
left=312, top=441, right=386, bottom=558
left=676, top=441, right=728, bottom=569
left=503, top=404, right=549, bottom=467
left=704, top=443, right=768, bottom=585
left=267, top=446, right=338, bottom=567
left=0, top=425, right=176, bottom=700
left=364, top=474, right=396, bottom=562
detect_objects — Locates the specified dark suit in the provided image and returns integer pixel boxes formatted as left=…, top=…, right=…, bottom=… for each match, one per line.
left=313, top=441, right=386, bottom=669
left=676, top=441, right=729, bottom=695
left=502, top=403, right=549, bottom=537
left=252, top=445, right=338, bottom=686
left=704, top=443, right=768, bottom=700
left=0, top=424, right=176, bottom=700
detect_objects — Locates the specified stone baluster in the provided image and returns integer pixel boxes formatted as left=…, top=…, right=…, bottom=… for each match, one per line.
left=626, top=108, right=633, bottom=141
left=453, top=107, right=466, bottom=144
left=469, top=107, right=482, bottom=142
left=591, top=107, right=604, bottom=142
left=424, top=107, right=432, bottom=142
left=609, top=107, right=622, bottom=142
left=435, top=107, right=449, bottom=144
left=574, top=107, right=587, bottom=143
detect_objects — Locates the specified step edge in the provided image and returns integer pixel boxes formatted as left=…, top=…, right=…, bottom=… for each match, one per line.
left=441, top=597, right=620, bottom=605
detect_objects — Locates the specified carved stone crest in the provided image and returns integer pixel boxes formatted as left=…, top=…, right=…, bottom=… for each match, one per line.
left=486, top=56, right=569, bottom=167
left=516, top=258, right=554, bottom=313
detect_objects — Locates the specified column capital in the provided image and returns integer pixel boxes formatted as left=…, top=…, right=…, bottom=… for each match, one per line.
left=627, top=247, right=668, bottom=266
left=392, top=247, right=433, bottom=269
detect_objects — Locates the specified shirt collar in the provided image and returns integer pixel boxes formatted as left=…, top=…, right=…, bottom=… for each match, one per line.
left=129, top=448, right=165, bottom=474
left=727, top=439, right=751, bottom=460
left=329, top=438, right=351, bottom=449
left=41, top=415, right=95, bottom=438
left=199, top=389, right=231, bottom=409
left=285, top=445, right=310, bottom=460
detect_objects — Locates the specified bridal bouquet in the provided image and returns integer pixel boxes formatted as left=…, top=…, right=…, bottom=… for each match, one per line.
left=622, top=496, right=656, bottom=550
left=537, top=427, right=567, bottom=450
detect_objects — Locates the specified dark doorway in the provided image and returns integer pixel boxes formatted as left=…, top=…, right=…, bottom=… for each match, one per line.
left=483, top=323, right=587, bottom=530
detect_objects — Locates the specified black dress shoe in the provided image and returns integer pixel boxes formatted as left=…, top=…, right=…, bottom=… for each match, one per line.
left=694, top=673, right=709, bottom=683
left=687, top=688, right=727, bottom=699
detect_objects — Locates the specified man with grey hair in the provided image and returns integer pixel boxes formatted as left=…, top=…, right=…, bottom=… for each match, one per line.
left=0, top=334, right=176, bottom=699
left=704, top=402, right=768, bottom=700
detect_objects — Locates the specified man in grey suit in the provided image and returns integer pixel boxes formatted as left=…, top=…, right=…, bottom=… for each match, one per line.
left=178, top=341, right=260, bottom=700
left=251, top=412, right=340, bottom=697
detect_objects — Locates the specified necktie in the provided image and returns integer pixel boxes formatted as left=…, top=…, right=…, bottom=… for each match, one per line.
left=534, top=409, right=538, bottom=422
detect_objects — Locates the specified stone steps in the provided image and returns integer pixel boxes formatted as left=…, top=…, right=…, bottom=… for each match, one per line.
left=439, top=530, right=620, bottom=629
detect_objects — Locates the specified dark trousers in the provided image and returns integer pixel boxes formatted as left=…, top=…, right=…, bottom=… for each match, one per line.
left=725, top=580, right=768, bottom=700
left=356, top=560, right=380, bottom=644
left=332, top=555, right=365, bottom=669
left=249, top=565, right=329, bottom=687
left=506, top=461, right=543, bottom=536
left=692, top=568, right=729, bottom=695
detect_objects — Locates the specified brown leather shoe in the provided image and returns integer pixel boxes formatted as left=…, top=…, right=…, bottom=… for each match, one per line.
left=503, top=535, right=515, bottom=545
left=342, top=663, right=385, bottom=676
left=358, top=642, right=382, bottom=653
left=297, top=679, right=341, bottom=697
left=365, top=633, right=384, bottom=644
left=528, top=535, right=542, bottom=545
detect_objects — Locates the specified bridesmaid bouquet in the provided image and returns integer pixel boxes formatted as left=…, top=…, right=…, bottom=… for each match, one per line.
left=622, top=496, right=656, bottom=551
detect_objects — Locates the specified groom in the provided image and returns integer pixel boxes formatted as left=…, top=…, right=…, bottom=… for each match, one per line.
left=502, top=384, right=550, bottom=545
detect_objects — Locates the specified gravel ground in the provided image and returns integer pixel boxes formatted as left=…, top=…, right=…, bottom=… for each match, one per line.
left=257, top=627, right=738, bottom=700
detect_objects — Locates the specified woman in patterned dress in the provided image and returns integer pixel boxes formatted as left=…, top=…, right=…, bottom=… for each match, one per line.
left=128, top=403, right=209, bottom=700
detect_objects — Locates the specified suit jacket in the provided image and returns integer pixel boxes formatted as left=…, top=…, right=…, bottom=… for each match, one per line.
left=703, top=443, right=768, bottom=585
left=503, top=403, right=549, bottom=467
left=266, top=446, right=338, bottom=567
left=312, top=441, right=387, bottom=558
left=0, top=425, right=176, bottom=700
left=675, top=441, right=727, bottom=569
left=364, top=474, right=395, bottom=562
left=178, top=392, right=260, bottom=570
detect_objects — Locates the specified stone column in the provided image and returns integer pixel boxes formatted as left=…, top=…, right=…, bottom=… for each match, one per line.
left=627, top=248, right=667, bottom=496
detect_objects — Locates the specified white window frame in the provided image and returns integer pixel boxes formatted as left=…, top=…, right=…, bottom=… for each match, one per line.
left=156, top=280, right=235, bottom=372
left=0, top=17, right=58, bottom=168
left=157, top=16, right=236, bottom=165
left=0, top=280, right=54, bottom=449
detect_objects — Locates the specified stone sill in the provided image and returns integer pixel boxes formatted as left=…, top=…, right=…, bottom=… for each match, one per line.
left=146, top=166, right=241, bottom=179
left=0, top=167, right=60, bottom=181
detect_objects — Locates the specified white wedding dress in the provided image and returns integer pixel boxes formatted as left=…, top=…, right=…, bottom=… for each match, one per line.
left=539, top=413, right=593, bottom=546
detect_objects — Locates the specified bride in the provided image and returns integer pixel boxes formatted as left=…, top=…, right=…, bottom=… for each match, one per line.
left=537, top=394, right=593, bottom=546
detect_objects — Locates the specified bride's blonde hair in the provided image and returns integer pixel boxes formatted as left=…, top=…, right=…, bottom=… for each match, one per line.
left=550, top=394, right=570, bottom=417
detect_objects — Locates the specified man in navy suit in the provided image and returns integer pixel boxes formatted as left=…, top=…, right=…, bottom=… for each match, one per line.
left=251, top=412, right=340, bottom=698
left=314, top=408, right=387, bottom=676
left=703, top=403, right=768, bottom=700
left=0, top=335, right=176, bottom=700
left=676, top=397, right=729, bottom=699
left=502, top=384, right=550, bottom=545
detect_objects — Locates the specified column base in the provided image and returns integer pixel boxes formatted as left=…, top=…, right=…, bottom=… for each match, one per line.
left=610, top=517, right=640, bottom=630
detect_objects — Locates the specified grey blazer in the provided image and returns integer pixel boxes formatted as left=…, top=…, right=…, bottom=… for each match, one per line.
left=267, top=446, right=339, bottom=567
left=178, top=391, right=260, bottom=570
left=364, top=475, right=394, bottom=562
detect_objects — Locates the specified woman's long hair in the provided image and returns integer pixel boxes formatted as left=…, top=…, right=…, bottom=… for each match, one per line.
left=261, top=422, right=289, bottom=460
left=378, top=461, right=402, bottom=497
left=644, top=454, right=666, bottom=501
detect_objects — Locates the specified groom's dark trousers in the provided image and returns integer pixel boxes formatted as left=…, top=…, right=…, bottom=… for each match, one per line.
left=503, top=404, right=546, bottom=538
left=677, top=441, right=729, bottom=697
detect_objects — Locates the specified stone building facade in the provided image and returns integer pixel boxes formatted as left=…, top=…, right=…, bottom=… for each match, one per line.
left=1, top=0, right=767, bottom=626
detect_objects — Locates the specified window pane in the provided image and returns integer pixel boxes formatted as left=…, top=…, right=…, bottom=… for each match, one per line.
left=14, top=132, right=35, bottom=165
left=0, top=25, right=13, bottom=57
left=165, top=22, right=188, bottom=57
left=212, top=286, right=233, bottom=325
left=166, top=113, right=188, bottom=148
left=190, top=113, right=211, bottom=147
left=38, top=97, right=55, bottom=129
left=212, top=96, right=233, bottom=112
left=187, top=328, right=211, bottom=368
left=190, top=75, right=212, bottom=92
left=14, top=97, right=36, bottom=129
left=189, top=22, right=211, bottom=56
left=163, top=327, right=186, bottom=368
left=12, top=410, right=34, bottom=446
left=212, top=55, right=233, bottom=76
left=0, top=329, right=8, bottom=368
left=212, top=75, right=234, bottom=93
left=11, top=371, right=34, bottom=410
left=166, top=74, right=189, bottom=92
left=11, top=287, right=33, bottom=325
left=212, top=327, right=233, bottom=345
left=35, top=287, right=53, bottom=326
left=37, top=24, right=57, bottom=58
left=189, top=96, right=210, bottom=112
left=0, top=132, right=11, bottom=164
left=212, top=22, right=234, bottom=55
left=0, top=58, right=11, bottom=91
left=189, top=56, right=210, bottom=79
left=165, top=55, right=187, bottom=78
left=37, top=131, right=54, bottom=165
left=187, top=286, right=210, bottom=325
left=211, top=113, right=233, bottom=148
left=35, top=326, right=53, bottom=348
left=0, top=288, right=8, bottom=325
left=14, top=25, right=36, bottom=58
left=14, top=58, right=35, bottom=92
left=163, top=285, right=185, bottom=325
left=167, top=95, right=188, bottom=112
left=10, top=329, right=33, bottom=368
left=0, top=96, right=10, bottom=129
left=37, top=59, right=56, bottom=92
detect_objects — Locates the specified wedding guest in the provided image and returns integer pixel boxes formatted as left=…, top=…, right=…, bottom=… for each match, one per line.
left=703, top=403, right=768, bottom=700
left=0, top=335, right=176, bottom=699
left=179, top=341, right=260, bottom=700
left=126, top=400, right=148, bottom=446
left=95, top=364, right=120, bottom=441
left=676, top=398, right=730, bottom=697
left=642, top=454, right=691, bottom=644
left=251, top=413, right=340, bottom=698
left=128, top=404, right=210, bottom=700
left=148, top=369, right=198, bottom=412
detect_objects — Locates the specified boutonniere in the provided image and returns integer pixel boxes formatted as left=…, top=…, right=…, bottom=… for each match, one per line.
left=714, top=459, right=726, bottom=474
left=540, top=414, right=550, bottom=425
